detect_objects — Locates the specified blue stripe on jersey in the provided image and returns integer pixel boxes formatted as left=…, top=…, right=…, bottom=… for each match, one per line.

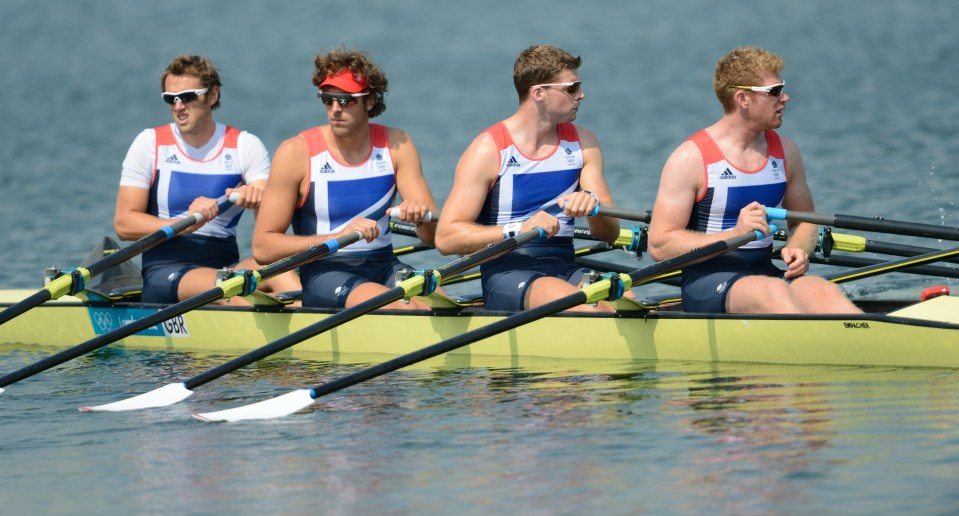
left=510, top=168, right=580, bottom=216
left=327, top=174, right=396, bottom=229
left=166, top=171, right=242, bottom=215
left=292, top=188, right=317, bottom=236
left=721, top=183, right=788, bottom=228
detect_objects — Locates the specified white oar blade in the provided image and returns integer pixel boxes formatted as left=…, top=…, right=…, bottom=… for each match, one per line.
left=0, top=387, right=5, bottom=394
left=79, top=383, right=193, bottom=412
left=192, top=389, right=314, bottom=422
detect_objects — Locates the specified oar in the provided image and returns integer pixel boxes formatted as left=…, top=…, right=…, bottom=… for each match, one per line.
left=192, top=226, right=772, bottom=422
left=820, top=245, right=959, bottom=283
left=392, top=220, right=645, bottom=253
left=766, top=207, right=959, bottom=242
left=805, top=254, right=959, bottom=279
left=0, top=194, right=240, bottom=328
left=0, top=231, right=364, bottom=395
left=825, top=231, right=959, bottom=264
left=80, top=228, right=546, bottom=412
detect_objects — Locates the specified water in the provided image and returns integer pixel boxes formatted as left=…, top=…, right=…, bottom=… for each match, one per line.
left=2, top=0, right=959, bottom=513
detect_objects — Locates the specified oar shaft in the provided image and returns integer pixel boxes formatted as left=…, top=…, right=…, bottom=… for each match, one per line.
left=0, top=288, right=224, bottom=388
left=595, top=207, right=652, bottom=224
left=767, top=208, right=959, bottom=242
left=311, top=292, right=588, bottom=398
left=0, top=290, right=53, bottom=326
left=183, top=229, right=546, bottom=390
left=0, top=231, right=359, bottom=389
left=305, top=228, right=765, bottom=399
left=0, top=196, right=238, bottom=328
left=820, top=249, right=959, bottom=283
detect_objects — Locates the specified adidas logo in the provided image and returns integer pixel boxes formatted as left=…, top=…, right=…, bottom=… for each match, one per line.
left=165, top=155, right=180, bottom=164
left=506, top=156, right=521, bottom=167
left=719, top=168, right=736, bottom=179
left=319, top=162, right=335, bottom=173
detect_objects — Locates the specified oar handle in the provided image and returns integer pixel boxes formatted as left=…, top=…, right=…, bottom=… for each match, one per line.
left=389, top=208, right=434, bottom=223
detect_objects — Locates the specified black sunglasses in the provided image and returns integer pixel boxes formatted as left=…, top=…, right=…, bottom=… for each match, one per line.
left=161, top=88, right=209, bottom=105
left=317, top=91, right=371, bottom=107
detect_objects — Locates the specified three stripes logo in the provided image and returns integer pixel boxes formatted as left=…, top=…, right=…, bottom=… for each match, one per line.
left=165, top=154, right=181, bottom=164
left=506, top=156, right=521, bottom=167
left=719, top=168, right=736, bottom=180
left=319, top=162, right=335, bottom=173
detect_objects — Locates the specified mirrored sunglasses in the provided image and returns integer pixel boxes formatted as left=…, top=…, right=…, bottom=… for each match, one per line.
left=732, top=82, right=785, bottom=97
left=161, top=88, right=209, bottom=105
left=317, top=91, right=371, bottom=107
left=532, top=80, right=582, bottom=95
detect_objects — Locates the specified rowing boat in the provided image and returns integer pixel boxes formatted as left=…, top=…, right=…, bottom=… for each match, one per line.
left=2, top=288, right=957, bottom=369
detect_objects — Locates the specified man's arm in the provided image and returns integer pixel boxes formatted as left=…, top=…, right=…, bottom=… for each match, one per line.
left=435, top=133, right=523, bottom=255
left=389, top=127, right=439, bottom=246
left=573, top=126, right=619, bottom=244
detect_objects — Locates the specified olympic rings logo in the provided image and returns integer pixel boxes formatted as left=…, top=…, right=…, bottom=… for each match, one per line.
left=92, top=311, right=114, bottom=332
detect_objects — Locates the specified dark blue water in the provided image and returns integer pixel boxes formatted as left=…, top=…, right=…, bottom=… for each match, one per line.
left=2, top=0, right=959, bottom=514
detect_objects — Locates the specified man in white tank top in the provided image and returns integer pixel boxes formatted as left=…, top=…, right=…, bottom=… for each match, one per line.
left=648, top=47, right=860, bottom=314
left=115, top=54, right=300, bottom=304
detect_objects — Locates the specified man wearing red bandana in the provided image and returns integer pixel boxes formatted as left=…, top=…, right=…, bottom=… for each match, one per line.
left=254, top=49, right=440, bottom=309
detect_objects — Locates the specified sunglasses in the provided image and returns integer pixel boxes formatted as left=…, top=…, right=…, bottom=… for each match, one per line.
left=317, top=91, right=371, bottom=107
left=532, top=80, right=582, bottom=95
left=732, top=81, right=786, bottom=97
left=161, top=88, right=209, bottom=105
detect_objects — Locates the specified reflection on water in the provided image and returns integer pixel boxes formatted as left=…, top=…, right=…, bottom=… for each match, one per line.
left=3, top=349, right=959, bottom=513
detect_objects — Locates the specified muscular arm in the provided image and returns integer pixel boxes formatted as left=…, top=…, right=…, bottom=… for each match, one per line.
left=779, top=137, right=819, bottom=254
left=572, top=127, right=619, bottom=244
left=435, top=133, right=507, bottom=255
left=388, top=127, right=439, bottom=246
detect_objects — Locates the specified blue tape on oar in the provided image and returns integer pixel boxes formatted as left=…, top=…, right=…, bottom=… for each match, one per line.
left=57, top=268, right=86, bottom=296
left=628, top=225, right=642, bottom=253
left=765, top=207, right=787, bottom=221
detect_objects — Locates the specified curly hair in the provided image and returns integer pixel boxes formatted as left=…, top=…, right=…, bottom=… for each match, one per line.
left=513, top=45, right=582, bottom=101
left=161, top=54, right=222, bottom=110
left=713, top=47, right=784, bottom=113
left=312, top=48, right=388, bottom=118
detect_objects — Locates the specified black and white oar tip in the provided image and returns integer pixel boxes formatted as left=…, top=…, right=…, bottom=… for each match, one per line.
left=389, top=208, right=434, bottom=223
left=193, top=389, right=315, bottom=422
left=79, top=382, right=193, bottom=412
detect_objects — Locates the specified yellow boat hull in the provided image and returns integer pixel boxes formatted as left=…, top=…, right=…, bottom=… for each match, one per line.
left=2, top=289, right=958, bottom=369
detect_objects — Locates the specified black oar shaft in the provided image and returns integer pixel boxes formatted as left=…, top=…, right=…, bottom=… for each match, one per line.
left=0, top=288, right=224, bottom=388
left=183, top=229, right=545, bottom=389
left=310, top=292, right=588, bottom=398
left=0, top=199, right=232, bottom=327
left=595, top=207, right=652, bottom=223
left=304, top=229, right=761, bottom=399
left=0, top=290, right=52, bottom=326
left=822, top=247, right=959, bottom=283
left=0, top=232, right=359, bottom=389
left=772, top=209, right=959, bottom=242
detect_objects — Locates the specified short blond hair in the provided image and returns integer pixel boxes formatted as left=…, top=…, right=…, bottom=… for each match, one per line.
left=713, top=47, right=784, bottom=112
